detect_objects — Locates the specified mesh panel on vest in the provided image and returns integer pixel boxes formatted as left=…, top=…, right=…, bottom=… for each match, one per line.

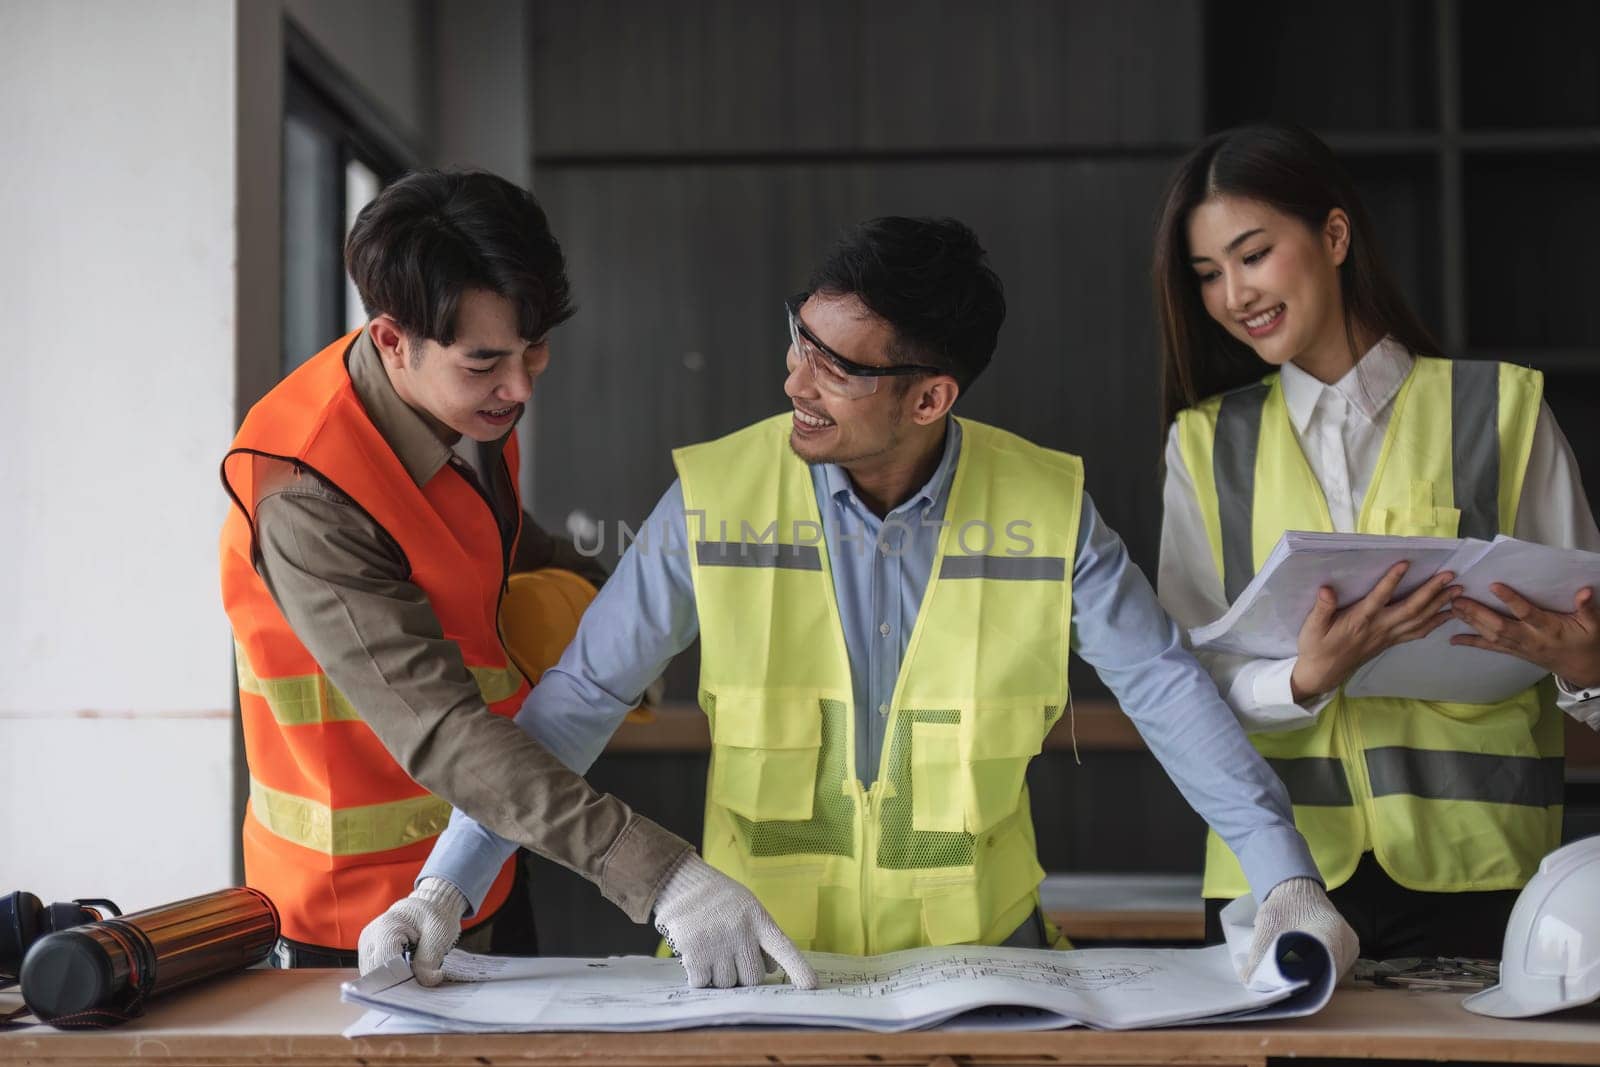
left=875, top=706, right=1056, bottom=871
left=877, top=709, right=975, bottom=870
left=732, top=698, right=857, bottom=858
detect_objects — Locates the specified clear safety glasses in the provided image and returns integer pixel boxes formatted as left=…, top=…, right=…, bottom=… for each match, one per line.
left=784, top=293, right=944, bottom=399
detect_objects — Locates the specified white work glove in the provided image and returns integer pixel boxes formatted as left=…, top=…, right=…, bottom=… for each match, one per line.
left=358, top=877, right=468, bottom=987
left=652, top=853, right=818, bottom=990
left=1243, top=877, right=1359, bottom=983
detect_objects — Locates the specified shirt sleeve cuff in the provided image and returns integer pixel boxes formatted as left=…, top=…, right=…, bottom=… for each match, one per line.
left=1229, top=657, right=1332, bottom=731
left=418, top=813, right=521, bottom=917
left=596, top=816, right=695, bottom=923
left=1230, top=824, right=1322, bottom=903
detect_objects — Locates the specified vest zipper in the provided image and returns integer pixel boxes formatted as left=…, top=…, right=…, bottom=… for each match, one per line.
left=858, top=780, right=876, bottom=956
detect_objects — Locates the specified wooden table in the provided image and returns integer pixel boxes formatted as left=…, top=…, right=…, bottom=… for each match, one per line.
left=5, top=969, right=1599, bottom=1066
left=1041, top=873, right=1205, bottom=943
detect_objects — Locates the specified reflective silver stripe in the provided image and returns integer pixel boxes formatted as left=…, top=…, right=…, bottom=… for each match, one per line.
left=1452, top=360, right=1501, bottom=540
left=695, top=541, right=821, bottom=571
left=1214, top=382, right=1270, bottom=603
left=1365, top=747, right=1564, bottom=808
left=939, top=555, right=1066, bottom=581
left=1266, top=756, right=1353, bottom=807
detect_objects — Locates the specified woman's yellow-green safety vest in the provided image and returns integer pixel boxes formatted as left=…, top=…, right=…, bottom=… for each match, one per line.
left=672, top=415, right=1083, bottom=954
left=1176, top=356, right=1563, bottom=898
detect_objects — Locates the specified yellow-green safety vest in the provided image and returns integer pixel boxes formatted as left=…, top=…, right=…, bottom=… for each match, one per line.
left=673, top=415, right=1083, bottom=954
left=1176, top=357, right=1563, bottom=897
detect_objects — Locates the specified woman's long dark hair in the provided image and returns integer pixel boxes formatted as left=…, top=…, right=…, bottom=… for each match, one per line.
left=1154, top=123, right=1442, bottom=428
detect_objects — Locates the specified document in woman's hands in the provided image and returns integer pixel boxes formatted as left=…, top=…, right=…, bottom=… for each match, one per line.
left=1189, top=532, right=1600, bottom=703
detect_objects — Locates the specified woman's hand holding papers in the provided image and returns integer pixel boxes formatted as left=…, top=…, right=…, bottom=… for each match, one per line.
left=1290, top=563, right=1461, bottom=703
left=1451, top=584, right=1600, bottom=689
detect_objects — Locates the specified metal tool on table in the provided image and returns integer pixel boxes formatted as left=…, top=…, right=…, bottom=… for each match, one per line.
left=1354, top=956, right=1500, bottom=992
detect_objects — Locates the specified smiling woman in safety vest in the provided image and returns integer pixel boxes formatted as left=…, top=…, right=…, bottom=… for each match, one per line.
left=1152, top=123, right=1600, bottom=959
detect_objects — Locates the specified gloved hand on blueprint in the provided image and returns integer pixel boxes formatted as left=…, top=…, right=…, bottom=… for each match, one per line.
left=652, top=853, right=818, bottom=990
left=1241, top=877, right=1358, bottom=984
left=358, top=877, right=468, bottom=986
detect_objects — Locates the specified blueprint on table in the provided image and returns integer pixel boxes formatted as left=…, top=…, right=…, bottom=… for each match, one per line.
left=341, top=898, right=1336, bottom=1034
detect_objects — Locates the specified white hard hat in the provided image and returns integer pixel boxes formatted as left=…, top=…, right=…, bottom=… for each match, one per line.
left=1463, top=835, right=1600, bottom=1018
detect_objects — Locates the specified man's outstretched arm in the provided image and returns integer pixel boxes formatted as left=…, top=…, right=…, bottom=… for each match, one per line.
left=253, top=472, right=693, bottom=926
left=418, top=479, right=702, bottom=906
left=1064, top=491, right=1357, bottom=979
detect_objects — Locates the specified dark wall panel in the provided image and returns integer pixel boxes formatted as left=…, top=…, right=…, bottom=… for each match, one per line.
left=1460, top=0, right=1600, bottom=129
left=1343, top=153, right=1444, bottom=339
left=531, top=0, right=1202, bottom=156
left=1206, top=0, right=1437, bottom=132
left=1464, top=154, right=1600, bottom=350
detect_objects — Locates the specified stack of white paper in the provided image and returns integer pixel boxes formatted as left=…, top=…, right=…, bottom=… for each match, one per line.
left=340, top=898, right=1335, bottom=1035
left=1188, top=532, right=1600, bottom=703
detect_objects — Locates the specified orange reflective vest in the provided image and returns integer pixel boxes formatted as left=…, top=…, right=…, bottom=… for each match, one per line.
left=218, top=332, right=529, bottom=949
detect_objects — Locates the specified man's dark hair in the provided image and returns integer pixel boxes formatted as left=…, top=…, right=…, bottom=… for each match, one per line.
left=806, top=216, right=1005, bottom=394
left=344, top=169, right=575, bottom=346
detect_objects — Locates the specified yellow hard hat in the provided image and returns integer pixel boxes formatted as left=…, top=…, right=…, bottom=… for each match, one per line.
left=499, top=568, right=597, bottom=684
left=499, top=568, right=653, bottom=723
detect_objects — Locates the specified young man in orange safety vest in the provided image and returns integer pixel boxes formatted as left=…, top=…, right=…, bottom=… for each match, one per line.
left=220, top=169, right=814, bottom=987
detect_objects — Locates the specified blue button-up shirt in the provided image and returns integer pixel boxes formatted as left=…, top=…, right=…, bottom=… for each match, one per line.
left=422, top=421, right=1316, bottom=911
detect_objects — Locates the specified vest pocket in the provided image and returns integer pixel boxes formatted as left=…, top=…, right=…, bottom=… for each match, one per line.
left=1411, top=686, right=1543, bottom=728
left=1372, top=482, right=1461, bottom=538
left=960, top=701, right=1050, bottom=834
left=920, top=884, right=983, bottom=945
left=709, top=688, right=823, bottom=822
left=911, top=722, right=965, bottom=833
left=917, top=817, right=1045, bottom=946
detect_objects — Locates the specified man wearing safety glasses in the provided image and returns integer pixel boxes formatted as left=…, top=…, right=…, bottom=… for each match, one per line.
left=366, top=216, right=1358, bottom=987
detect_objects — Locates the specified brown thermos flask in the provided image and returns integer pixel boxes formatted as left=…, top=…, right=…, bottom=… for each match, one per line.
left=19, top=887, right=279, bottom=1027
